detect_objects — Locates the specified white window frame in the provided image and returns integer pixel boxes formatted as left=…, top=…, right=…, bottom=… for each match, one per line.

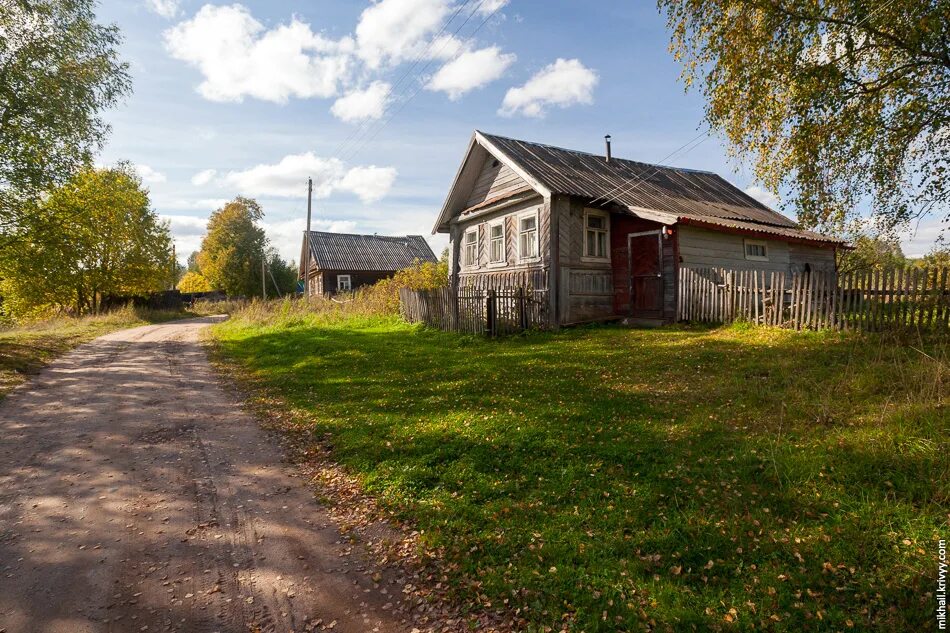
left=487, top=218, right=506, bottom=266
left=582, top=208, right=610, bottom=261
left=744, top=239, right=769, bottom=262
left=337, top=274, right=352, bottom=291
left=462, top=228, right=479, bottom=268
left=517, top=209, right=540, bottom=262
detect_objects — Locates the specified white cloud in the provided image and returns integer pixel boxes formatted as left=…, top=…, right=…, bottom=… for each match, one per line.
left=499, top=58, right=598, bottom=118
left=338, top=166, right=398, bottom=203
left=355, top=0, right=451, bottom=69
left=224, top=153, right=397, bottom=204
left=331, top=81, right=391, bottom=123
left=161, top=214, right=207, bottom=236
left=900, top=216, right=946, bottom=258
left=744, top=186, right=781, bottom=209
left=476, top=0, right=509, bottom=15
left=135, top=164, right=167, bottom=184
left=191, top=169, right=217, bottom=186
left=164, top=4, right=353, bottom=103
left=427, top=46, right=515, bottom=100
left=146, top=0, right=180, bottom=19
left=427, top=34, right=468, bottom=60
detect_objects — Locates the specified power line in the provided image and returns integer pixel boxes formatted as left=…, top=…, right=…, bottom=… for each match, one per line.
left=338, top=0, right=503, bottom=164
left=329, top=0, right=477, bottom=162
left=588, top=0, right=901, bottom=211
left=586, top=129, right=709, bottom=208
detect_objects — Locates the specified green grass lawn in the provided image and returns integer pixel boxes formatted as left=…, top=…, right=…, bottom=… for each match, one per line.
left=0, top=306, right=193, bottom=399
left=211, top=309, right=948, bottom=632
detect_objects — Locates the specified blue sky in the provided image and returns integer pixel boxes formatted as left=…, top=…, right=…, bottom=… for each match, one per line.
left=96, top=0, right=941, bottom=264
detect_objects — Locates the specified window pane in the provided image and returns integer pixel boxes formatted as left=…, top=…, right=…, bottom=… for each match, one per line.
left=521, top=216, right=536, bottom=231
left=597, top=232, right=608, bottom=258
left=490, top=238, right=503, bottom=262
left=587, top=215, right=605, bottom=230
left=491, top=224, right=503, bottom=238
left=586, top=231, right=596, bottom=256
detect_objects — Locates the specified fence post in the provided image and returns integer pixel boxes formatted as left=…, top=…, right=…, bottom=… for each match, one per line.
left=486, top=288, right=496, bottom=337
left=518, top=287, right=527, bottom=330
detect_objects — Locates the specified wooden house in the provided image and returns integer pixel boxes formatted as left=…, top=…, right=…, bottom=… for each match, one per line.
left=300, top=231, right=437, bottom=297
left=432, top=131, right=846, bottom=326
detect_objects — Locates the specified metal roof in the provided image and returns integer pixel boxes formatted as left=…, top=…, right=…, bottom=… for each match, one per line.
left=478, top=131, right=801, bottom=228
left=304, top=231, right=437, bottom=272
left=484, top=132, right=843, bottom=243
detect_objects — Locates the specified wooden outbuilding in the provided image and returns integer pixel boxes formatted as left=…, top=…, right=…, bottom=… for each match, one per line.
left=300, top=231, right=437, bottom=297
left=432, top=131, right=846, bottom=326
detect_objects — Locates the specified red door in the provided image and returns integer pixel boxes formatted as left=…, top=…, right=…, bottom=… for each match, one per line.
left=628, top=232, right=663, bottom=318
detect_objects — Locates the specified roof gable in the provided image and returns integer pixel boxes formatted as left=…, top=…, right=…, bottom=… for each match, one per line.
left=432, top=133, right=547, bottom=234
left=304, top=231, right=437, bottom=272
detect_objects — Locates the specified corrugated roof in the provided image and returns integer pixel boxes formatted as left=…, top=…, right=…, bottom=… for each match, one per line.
left=479, top=131, right=800, bottom=227
left=305, top=231, right=437, bottom=272
left=677, top=215, right=840, bottom=243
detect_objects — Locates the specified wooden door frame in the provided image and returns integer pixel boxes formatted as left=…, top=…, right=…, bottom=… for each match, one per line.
left=627, top=230, right=664, bottom=317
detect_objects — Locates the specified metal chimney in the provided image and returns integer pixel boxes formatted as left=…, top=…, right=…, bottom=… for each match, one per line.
left=605, top=135, right=612, bottom=163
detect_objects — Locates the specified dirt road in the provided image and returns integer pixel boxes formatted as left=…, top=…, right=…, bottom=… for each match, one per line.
left=0, top=317, right=413, bottom=633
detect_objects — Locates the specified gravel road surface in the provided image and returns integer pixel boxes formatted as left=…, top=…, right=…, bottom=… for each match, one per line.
left=0, top=317, right=412, bottom=633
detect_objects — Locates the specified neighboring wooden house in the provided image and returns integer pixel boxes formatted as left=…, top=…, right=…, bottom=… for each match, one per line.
left=433, top=131, right=846, bottom=326
left=300, top=231, right=437, bottom=297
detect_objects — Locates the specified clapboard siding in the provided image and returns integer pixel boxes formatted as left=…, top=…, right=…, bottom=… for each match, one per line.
left=465, top=157, right=533, bottom=209
left=789, top=241, right=837, bottom=273
left=680, top=225, right=838, bottom=276
left=679, top=225, right=791, bottom=273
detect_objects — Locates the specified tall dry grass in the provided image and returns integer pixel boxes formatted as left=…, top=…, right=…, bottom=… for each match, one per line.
left=224, top=260, right=448, bottom=327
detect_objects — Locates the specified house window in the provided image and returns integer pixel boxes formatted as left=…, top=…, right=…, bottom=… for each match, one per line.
left=744, top=239, right=769, bottom=261
left=518, top=212, right=538, bottom=260
left=463, top=229, right=478, bottom=267
left=337, top=274, right=352, bottom=291
left=584, top=210, right=609, bottom=259
left=488, top=220, right=505, bottom=264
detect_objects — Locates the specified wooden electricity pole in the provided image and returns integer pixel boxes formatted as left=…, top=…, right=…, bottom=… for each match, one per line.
left=303, top=177, right=312, bottom=297
left=262, top=256, right=266, bottom=300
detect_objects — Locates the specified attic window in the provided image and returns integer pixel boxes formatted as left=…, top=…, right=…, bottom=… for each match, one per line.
left=744, top=239, right=769, bottom=261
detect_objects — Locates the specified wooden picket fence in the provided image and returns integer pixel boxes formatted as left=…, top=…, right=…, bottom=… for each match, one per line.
left=399, top=286, right=548, bottom=335
left=678, top=266, right=950, bottom=331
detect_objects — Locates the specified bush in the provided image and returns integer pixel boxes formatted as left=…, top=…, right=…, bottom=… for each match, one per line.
left=178, top=271, right=213, bottom=293
left=362, top=259, right=448, bottom=314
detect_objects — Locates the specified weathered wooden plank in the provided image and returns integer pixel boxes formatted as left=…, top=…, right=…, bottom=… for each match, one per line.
left=925, top=268, right=938, bottom=329
left=938, top=267, right=949, bottom=331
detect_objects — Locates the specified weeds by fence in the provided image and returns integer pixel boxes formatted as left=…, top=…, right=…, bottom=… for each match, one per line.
left=400, top=286, right=548, bottom=335
left=679, top=266, right=950, bottom=331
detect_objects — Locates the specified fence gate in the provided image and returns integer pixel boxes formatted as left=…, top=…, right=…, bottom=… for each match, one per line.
left=399, top=286, right=548, bottom=335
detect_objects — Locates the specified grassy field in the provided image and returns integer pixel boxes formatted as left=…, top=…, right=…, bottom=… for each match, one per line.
left=0, top=306, right=193, bottom=399
left=211, top=306, right=948, bottom=632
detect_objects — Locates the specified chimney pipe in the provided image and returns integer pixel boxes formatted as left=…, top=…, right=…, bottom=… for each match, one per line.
left=604, top=135, right=612, bottom=163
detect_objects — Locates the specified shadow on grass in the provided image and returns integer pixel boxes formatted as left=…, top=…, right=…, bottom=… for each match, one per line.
left=214, top=318, right=947, bottom=631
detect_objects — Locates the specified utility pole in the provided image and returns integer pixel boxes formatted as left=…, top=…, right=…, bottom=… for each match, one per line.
left=262, top=256, right=267, bottom=300
left=303, top=177, right=312, bottom=297
left=170, top=243, right=176, bottom=290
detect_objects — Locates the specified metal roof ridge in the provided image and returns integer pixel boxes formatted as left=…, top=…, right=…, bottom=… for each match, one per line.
left=477, top=130, right=720, bottom=176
